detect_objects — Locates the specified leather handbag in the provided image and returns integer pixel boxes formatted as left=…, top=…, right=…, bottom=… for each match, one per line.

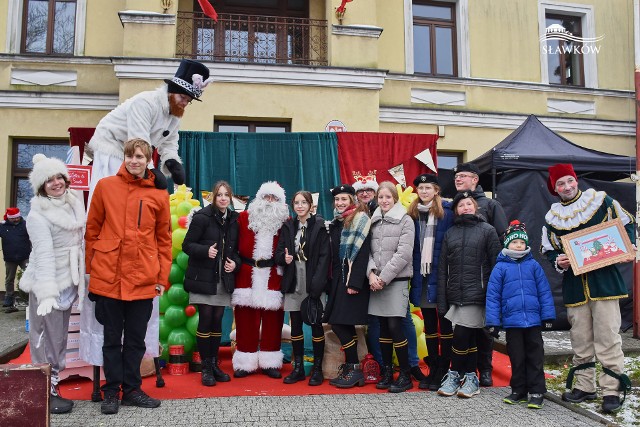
left=300, top=296, right=324, bottom=326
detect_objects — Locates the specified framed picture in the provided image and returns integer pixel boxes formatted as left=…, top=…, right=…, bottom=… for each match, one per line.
left=67, top=165, right=92, bottom=191
left=560, top=218, right=635, bottom=275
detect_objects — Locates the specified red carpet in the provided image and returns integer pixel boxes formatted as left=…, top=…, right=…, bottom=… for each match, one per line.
left=11, top=346, right=512, bottom=400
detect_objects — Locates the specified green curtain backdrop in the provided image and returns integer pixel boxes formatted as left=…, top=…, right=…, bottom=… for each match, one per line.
left=178, top=132, right=340, bottom=218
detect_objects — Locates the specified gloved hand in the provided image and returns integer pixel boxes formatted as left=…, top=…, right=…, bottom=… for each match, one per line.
left=151, top=168, right=168, bottom=190
left=164, top=159, right=185, bottom=185
left=408, top=285, right=420, bottom=307
left=37, top=297, right=59, bottom=316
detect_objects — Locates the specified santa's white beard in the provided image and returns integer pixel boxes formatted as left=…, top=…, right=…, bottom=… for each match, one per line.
left=247, top=197, right=289, bottom=235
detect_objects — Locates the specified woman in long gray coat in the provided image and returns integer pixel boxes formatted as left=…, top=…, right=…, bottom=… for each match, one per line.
left=367, top=181, right=415, bottom=393
left=19, top=154, right=86, bottom=414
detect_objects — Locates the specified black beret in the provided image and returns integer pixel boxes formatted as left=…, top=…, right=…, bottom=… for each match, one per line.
left=413, top=174, right=439, bottom=187
left=454, top=162, right=480, bottom=175
left=452, top=191, right=474, bottom=208
left=330, top=184, right=355, bottom=197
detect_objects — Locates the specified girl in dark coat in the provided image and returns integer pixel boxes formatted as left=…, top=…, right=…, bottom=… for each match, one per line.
left=324, top=184, right=371, bottom=388
left=408, top=173, right=454, bottom=390
left=182, top=181, right=241, bottom=386
left=275, top=191, right=330, bottom=386
left=436, top=192, right=501, bottom=399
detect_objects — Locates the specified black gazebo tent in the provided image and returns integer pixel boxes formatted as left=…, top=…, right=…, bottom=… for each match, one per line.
left=469, top=115, right=636, bottom=329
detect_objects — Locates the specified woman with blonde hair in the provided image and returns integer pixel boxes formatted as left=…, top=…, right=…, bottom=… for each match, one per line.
left=367, top=181, right=415, bottom=393
left=407, top=174, right=454, bottom=390
left=324, top=184, right=371, bottom=388
left=183, top=181, right=240, bottom=386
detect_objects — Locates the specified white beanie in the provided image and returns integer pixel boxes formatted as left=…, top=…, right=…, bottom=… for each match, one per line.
left=255, top=181, right=286, bottom=202
left=352, top=178, right=379, bottom=193
left=29, top=153, right=69, bottom=193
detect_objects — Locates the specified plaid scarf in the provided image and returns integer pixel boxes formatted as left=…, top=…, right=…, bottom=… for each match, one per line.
left=418, top=203, right=438, bottom=275
left=334, top=207, right=371, bottom=263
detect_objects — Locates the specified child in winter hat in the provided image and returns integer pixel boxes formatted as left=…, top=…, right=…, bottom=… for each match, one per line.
left=485, top=219, right=556, bottom=409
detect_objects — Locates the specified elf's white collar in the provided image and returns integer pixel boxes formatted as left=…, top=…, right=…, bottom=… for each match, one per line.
left=545, top=188, right=605, bottom=230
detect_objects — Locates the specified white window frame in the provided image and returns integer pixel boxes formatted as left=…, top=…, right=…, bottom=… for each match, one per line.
left=404, top=0, right=469, bottom=78
left=538, top=1, right=597, bottom=88
left=6, top=0, right=87, bottom=55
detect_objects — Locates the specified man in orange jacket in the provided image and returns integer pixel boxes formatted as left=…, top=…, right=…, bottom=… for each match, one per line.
left=85, top=138, right=172, bottom=415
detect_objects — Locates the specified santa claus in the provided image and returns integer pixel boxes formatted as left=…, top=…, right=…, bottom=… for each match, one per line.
left=232, top=182, right=289, bottom=378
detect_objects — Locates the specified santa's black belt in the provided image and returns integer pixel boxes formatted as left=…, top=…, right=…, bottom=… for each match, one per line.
left=240, top=256, right=275, bottom=268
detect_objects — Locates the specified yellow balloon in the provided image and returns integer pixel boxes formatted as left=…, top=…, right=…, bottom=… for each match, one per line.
left=396, top=184, right=418, bottom=208
left=411, top=313, right=424, bottom=337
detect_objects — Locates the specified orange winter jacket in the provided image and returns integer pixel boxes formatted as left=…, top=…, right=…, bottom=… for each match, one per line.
left=85, top=163, right=172, bottom=301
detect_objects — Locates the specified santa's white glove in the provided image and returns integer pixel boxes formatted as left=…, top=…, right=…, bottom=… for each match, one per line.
left=37, top=297, right=59, bottom=316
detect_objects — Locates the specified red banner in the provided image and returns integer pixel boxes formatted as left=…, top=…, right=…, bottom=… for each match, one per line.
left=337, top=132, right=438, bottom=187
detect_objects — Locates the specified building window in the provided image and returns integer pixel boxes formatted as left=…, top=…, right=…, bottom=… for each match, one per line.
left=21, top=0, right=76, bottom=54
left=437, top=152, right=461, bottom=169
left=545, top=14, right=584, bottom=86
left=215, top=120, right=291, bottom=133
left=412, top=1, right=457, bottom=76
left=11, top=140, right=69, bottom=215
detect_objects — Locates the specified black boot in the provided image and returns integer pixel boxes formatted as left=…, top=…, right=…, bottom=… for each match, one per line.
left=376, top=365, right=394, bottom=390
left=329, top=364, right=345, bottom=386
left=308, top=356, right=324, bottom=386
left=201, top=358, right=216, bottom=387
left=211, top=357, right=230, bottom=382
left=50, top=385, right=74, bottom=414
left=419, top=356, right=437, bottom=390
left=283, top=356, right=306, bottom=384
left=389, top=369, right=413, bottom=393
left=430, top=357, right=449, bottom=391
left=333, top=363, right=365, bottom=389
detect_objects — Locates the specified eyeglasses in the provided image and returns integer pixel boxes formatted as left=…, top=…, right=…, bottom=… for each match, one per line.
left=357, top=189, right=375, bottom=193
left=454, top=173, right=476, bottom=180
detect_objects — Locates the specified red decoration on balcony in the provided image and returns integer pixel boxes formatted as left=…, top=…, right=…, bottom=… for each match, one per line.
left=197, top=0, right=218, bottom=22
left=336, top=0, right=353, bottom=14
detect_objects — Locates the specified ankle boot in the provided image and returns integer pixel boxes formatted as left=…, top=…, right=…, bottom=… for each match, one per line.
left=376, top=365, right=394, bottom=390
left=283, top=356, right=306, bottom=384
left=389, top=369, right=413, bottom=393
left=308, top=356, right=324, bottom=386
left=211, top=356, right=230, bottom=382
left=430, top=357, right=450, bottom=391
left=333, top=363, right=365, bottom=389
left=419, top=356, right=437, bottom=390
left=201, top=358, right=216, bottom=387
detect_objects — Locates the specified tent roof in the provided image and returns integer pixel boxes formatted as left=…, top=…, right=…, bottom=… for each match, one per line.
left=471, top=115, right=635, bottom=181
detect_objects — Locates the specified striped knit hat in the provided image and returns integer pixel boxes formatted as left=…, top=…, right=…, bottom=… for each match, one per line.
left=504, top=220, right=528, bottom=248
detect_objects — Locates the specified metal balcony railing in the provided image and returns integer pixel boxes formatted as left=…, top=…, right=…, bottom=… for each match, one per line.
left=176, top=12, right=328, bottom=66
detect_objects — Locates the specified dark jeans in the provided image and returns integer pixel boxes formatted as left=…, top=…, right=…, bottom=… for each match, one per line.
left=506, top=326, right=546, bottom=394
left=4, top=260, right=27, bottom=303
left=94, top=295, right=153, bottom=396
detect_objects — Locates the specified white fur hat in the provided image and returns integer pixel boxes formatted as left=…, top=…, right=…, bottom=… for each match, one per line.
left=29, top=153, right=69, bottom=193
left=352, top=178, right=379, bottom=193
left=255, top=181, right=286, bottom=202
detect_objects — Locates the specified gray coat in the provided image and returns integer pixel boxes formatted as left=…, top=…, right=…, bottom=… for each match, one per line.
left=367, top=202, right=415, bottom=284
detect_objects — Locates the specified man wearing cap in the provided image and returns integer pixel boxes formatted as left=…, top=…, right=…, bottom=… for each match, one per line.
left=541, top=163, right=634, bottom=414
left=453, top=162, right=508, bottom=387
left=353, top=178, right=379, bottom=214
left=87, top=59, right=213, bottom=199
left=0, top=207, right=31, bottom=312
left=232, top=182, right=289, bottom=379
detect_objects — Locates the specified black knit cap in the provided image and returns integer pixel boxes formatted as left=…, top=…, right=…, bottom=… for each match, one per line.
left=413, top=173, right=439, bottom=187
left=454, top=162, right=480, bottom=175
left=452, top=191, right=473, bottom=208
left=330, top=184, right=355, bottom=197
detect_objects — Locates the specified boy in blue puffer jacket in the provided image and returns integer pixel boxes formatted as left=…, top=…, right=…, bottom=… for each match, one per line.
left=486, top=220, right=555, bottom=409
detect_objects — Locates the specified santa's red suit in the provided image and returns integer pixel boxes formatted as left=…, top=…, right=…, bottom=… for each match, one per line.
left=231, top=185, right=287, bottom=373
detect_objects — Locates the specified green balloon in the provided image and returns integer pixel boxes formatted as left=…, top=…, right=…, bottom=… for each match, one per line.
left=176, top=251, right=189, bottom=270
left=168, top=327, right=196, bottom=354
left=186, top=312, right=199, bottom=336
left=167, top=283, right=189, bottom=307
left=176, top=201, right=193, bottom=217
left=172, top=228, right=187, bottom=250
left=164, top=305, right=187, bottom=328
left=168, top=263, right=185, bottom=285
left=159, top=292, right=170, bottom=314
left=160, top=340, right=169, bottom=361
left=159, top=315, right=170, bottom=341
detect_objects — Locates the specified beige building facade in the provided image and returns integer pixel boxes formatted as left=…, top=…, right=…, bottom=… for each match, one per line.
left=0, top=0, right=637, bottom=290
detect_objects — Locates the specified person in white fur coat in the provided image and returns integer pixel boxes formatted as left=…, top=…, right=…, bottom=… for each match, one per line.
left=19, top=154, right=86, bottom=415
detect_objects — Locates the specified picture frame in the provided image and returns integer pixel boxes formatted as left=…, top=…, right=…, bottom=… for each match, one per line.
left=67, top=165, right=92, bottom=191
left=560, top=218, right=635, bottom=275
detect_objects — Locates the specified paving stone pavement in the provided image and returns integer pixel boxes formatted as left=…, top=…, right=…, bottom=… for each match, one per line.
left=50, top=388, right=603, bottom=427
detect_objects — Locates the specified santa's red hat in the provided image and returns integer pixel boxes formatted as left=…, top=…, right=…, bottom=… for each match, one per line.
left=547, top=163, right=577, bottom=196
left=4, top=207, right=21, bottom=221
